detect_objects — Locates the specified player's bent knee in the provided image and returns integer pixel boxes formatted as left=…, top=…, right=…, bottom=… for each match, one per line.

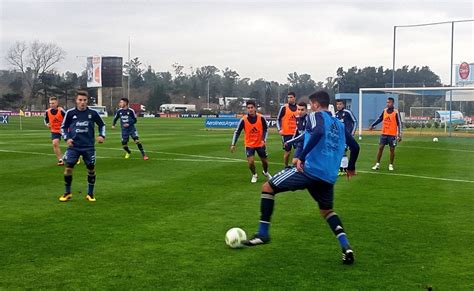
left=86, top=163, right=95, bottom=171
left=319, top=209, right=333, bottom=218
left=64, top=167, right=73, bottom=175
left=261, top=182, right=274, bottom=194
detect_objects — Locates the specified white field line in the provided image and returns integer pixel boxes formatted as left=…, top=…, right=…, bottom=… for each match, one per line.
left=358, top=142, right=474, bottom=153
left=0, top=148, right=473, bottom=184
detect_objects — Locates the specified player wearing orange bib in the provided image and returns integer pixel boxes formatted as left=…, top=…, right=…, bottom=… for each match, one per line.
left=369, top=97, right=402, bottom=171
left=277, top=92, right=298, bottom=168
left=44, top=97, right=66, bottom=166
left=231, top=100, right=272, bottom=183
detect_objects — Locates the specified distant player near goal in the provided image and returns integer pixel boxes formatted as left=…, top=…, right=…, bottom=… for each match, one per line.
left=44, top=97, right=66, bottom=166
left=283, top=101, right=307, bottom=166
left=369, top=97, right=402, bottom=171
left=277, top=91, right=298, bottom=168
left=335, top=99, right=357, bottom=175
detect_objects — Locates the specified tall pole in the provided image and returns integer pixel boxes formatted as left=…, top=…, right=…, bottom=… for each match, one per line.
left=392, top=26, right=397, bottom=88
left=207, top=79, right=210, bottom=109
left=448, top=21, right=454, bottom=137
left=127, top=37, right=131, bottom=101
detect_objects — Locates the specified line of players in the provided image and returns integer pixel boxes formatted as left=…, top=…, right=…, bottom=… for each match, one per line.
left=44, top=91, right=148, bottom=202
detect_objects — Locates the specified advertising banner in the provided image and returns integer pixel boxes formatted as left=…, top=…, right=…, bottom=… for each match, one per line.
left=87, top=56, right=102, bottom=88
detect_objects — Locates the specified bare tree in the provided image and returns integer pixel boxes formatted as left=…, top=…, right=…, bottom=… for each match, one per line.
left=6, top=40, right=66, bottom=107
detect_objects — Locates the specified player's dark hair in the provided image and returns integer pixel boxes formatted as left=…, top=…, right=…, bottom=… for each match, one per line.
left=120, top=97, right=129, bottom=105
left=336, top=99, right=345, bottom=104
left=297, top=101, right=307, bottom=108
left=388, top=97, right=395, bottom=103
left=288, top=91, right=296, bottom=98
left=309, top=90, right=330, bottom=108
left=49, top=96, right=57, bottom=102
left=76, top=90, right=89, bottom=98
left=246, top=100, right=256, bottom=107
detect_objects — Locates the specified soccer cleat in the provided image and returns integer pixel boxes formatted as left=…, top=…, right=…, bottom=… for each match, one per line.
left=85, top=194, right=96, bottom=202
left=124, top=153, right=130, bottom=159
left=242, top=234, right=270, bottom=246
left=76, top=159, right=81, bottom=165
left=59, top=193, right=72, bottom=202
left=371, top=163, right=380, bottom=170
left=388, top=164, right=394, bottom=171
left=57, top=159, right=64, bottom=166
left=263, top=171, right=272, bottom=179
left=143, top=155, right=149, bottom=161
left=251, top=174, right=258, bottom=183
left=342, top=248, right=355, bottom=265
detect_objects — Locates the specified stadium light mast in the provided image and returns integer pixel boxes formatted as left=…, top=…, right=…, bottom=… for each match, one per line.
left=391, top=19, right=474, bottom=136
left=127, top=37, right=131, bottom=101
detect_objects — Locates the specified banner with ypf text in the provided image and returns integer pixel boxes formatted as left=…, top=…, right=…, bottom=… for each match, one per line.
left=87, top=56, right=102, bottom=88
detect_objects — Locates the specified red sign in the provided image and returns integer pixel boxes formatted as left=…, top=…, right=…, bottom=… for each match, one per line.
left=459, top=62, right=470, bottom=80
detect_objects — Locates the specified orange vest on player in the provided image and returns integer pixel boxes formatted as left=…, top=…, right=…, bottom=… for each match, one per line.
left=280, top=104, right=297, bottom=135
left=243, top=113, right=265, bottom=148
left=382, top=108, right=399, bottom=136
left=47, top=107, right=64, bottom=133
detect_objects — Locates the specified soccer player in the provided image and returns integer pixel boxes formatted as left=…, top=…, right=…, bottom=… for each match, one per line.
left=369, top=97, right=402, bottom=171
left=59, top=90, right=106, bottom=202
left=112, top=98, right=148, bottom=160
left=277, top=91, right=298, bottom=168
left=231, top=100, right=271, bottom=183
left=241, top=90, right=360, bottom=265
left=44, top=97, right=66, bottom=166
left=284, top=102, right=307, bottom=166
left=335, top=99, right=357, bottom=175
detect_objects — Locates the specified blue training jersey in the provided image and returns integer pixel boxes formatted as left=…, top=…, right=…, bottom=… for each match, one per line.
left=301, top=111, right=347, bottom=184
left=61, top=107, right=106, bottom=148
left=335, top=109, right=357, bottom=136
left=113, top=108, right=137, bottom=130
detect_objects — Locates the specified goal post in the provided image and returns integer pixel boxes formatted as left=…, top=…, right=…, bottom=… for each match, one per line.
left=357, top=86, right=474, bottom=139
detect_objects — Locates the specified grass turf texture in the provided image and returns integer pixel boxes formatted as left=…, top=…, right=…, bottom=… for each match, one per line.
left=0, top=117, right=473, bottom=289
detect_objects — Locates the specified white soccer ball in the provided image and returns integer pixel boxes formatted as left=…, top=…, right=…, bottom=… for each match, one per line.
left=225, top=228, right=247, bottom=248
left=433, top=137, right=439, bottom=142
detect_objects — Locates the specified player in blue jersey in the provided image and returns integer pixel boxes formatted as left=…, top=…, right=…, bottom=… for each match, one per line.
left=59, top=90, right=106, bottom=202
left=112, top=98, right=148, bottom=160
left=242, top=90, right=360, bottom=265
left=335, top=99, right=357, bottom=175
left=284, top=101, right=307, bottom=166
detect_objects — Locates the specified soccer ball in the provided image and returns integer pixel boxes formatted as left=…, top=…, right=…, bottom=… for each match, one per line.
left=225, top=228, right=247, bottom=248
left=433, top=137, right=439, bottom=142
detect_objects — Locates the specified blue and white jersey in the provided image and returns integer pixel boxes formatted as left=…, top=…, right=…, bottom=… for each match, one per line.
left=299, top=111, right=359, bottom=184
left=113, top=108, right=137, bottom=130
left=61, top=107, right=106, bottom=148
left=335, top=109, right=357, bottom=136
left=285, top=114, right=307, bottom=147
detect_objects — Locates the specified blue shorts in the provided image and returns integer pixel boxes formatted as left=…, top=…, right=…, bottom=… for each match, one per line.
left=121, top=128, right=139, bottom=145
left=63, top=147, right=96, bottom=168
left=269, top=167, right=334, bottom=210
left=245, top=146, right=267, bottom=158
left=293, top=143, right=303, bottom=159
left=282, top=135, right=296, bottom=151
left=51, top=133, right=62, bottom=140
left=380, top=135, right=397, bottom=148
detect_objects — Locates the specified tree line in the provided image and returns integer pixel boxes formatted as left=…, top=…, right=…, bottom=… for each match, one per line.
left=2, top=40, right=447, bottom=115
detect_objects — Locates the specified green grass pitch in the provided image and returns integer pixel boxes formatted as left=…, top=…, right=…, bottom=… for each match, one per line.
left=0, top=117, right=473, bottom=289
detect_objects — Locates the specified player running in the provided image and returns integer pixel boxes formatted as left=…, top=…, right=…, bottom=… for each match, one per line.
left=277, top=91, right=298, bottom=168
left=59, top=90, right=106, bottom=202
left=369, top=97, right=402, bottom=171
left=241, top=90, right=360, bottom=265
left=231, top=100, right=271, bottom=183
left=283, top=102, right=307, bottom=166
left=335, top=99, right=357, bottom=175
left=44, top=97, right=66, bottom=166
left=112, top=98, right=148, bottom=160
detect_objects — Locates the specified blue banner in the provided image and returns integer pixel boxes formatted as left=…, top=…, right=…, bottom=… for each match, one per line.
left=0, top=115, right=8, bottom=124
left=218, top=114, right=236, bottom=118
left=205, top=118, right=240, bottom=128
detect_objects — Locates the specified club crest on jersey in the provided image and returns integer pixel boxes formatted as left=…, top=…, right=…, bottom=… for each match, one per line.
left=88, top=114, right=92, bottom=119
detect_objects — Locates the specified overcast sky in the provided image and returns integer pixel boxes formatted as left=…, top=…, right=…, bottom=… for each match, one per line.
left=1, top=0, right=473, bottom=84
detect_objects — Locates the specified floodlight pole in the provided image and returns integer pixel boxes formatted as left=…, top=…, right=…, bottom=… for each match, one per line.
left=392, top=26, right=397, bottom=88
left=127, top=37, right=131, bottom=101
left=449, top=22, right=454, bottom=136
